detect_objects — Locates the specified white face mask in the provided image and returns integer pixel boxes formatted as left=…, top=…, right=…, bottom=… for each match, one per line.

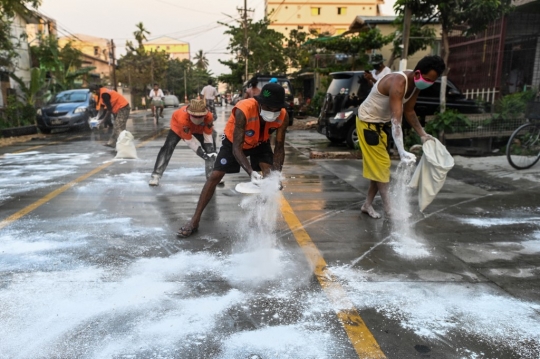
left=190, top=115, right=204, bottom=125
left=260, top=109, right=280, bottom=122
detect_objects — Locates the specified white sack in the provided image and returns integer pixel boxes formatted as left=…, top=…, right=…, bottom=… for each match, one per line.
left=408, top=138, right=454, bottom=211
left=115, top=130, right=138, bottom=159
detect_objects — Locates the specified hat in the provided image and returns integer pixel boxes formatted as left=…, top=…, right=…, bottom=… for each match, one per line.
left=369, top=54, right=384, bottom=65
left=187, top=99, right=208, bottom=116
left=88, top=83, right=102, bottom=92
left=269, top=77, right=278, bottom=83
left=255, top=83, right=286, bottom=109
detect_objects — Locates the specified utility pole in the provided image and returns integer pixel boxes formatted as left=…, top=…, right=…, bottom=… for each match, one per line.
left=237, top=0, right=252, bottom=82
left=184, top=69, right=187, bottom=103
left=399, top=5, right=412, bottom=71
left=111, top=39, right=117, bottom=91
left=243, top=0, right=248, bottom=82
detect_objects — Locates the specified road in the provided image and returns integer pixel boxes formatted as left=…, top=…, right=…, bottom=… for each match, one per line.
left=0, top=105, right=539, bottom=359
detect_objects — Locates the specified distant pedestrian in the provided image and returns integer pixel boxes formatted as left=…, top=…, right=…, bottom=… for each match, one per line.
left=244, top=78, right=261, bottom=99
left=89, top=84, right=130, bottom=148
left=148, top=99, right=216, bottom=186
left=364, top=54, right=392, bottom=87
left=201, top=79, right=218, bottom=119
left=356, top=55, right=445, bottom=219
left=149, top=83, right=165, bottom=118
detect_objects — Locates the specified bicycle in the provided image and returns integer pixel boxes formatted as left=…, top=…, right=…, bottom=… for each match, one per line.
left=506, top=101, right=540, bottom=170
left=151, top=98, right=164, bottom=123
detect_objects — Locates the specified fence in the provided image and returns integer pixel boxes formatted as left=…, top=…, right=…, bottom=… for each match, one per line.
left=426, top=114, right=525, bottom=140
left=463, top=88, right=499, bottom=104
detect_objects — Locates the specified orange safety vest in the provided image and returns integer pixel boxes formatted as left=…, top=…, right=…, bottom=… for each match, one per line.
left=97, top=88, right=129, bottom=114
left=170, top=106, right=213, bottom=140
left=224, top=98, right=286, bottom=150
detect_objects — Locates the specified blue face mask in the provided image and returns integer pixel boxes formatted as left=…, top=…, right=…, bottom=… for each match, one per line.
left=414, top=71, right=435, bottom=90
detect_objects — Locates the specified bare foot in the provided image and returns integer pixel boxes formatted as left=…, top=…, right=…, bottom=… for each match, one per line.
left=361, top=204, right=381, bottom=219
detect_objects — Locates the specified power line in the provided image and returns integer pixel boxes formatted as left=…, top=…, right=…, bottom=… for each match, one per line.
left=154, top=0, right=222, bottom=16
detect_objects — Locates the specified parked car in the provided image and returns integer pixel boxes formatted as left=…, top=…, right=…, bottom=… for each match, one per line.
left=36, top=89, right=97, bottom=134
left=317, top=71, right=485, bottom=148
left=243, top=75, right=295, bottom=125
left=163, top=95, right=180, bottom=108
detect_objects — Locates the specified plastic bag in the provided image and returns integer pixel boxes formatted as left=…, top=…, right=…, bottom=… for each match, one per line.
left=115, top=130, right=138, bottom=159
left=408, top=138, right=454, bottom=211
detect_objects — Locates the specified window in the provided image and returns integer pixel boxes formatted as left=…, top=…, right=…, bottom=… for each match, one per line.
left=166, top=46, right=170, bottom=50
left=94, top=47, right=99, bottom=56
left=311, top=7, right=320, bottom=15
left=337, top=7, right=347, bottom=15
left=335, top=28, right=346, bottom=35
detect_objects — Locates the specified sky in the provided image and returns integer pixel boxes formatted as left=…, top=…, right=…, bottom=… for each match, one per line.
left=38, top=0, right=397, bottom=76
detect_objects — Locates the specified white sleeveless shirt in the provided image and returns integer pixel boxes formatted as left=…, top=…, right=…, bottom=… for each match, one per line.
left=358, top=71, right=415, bottom=123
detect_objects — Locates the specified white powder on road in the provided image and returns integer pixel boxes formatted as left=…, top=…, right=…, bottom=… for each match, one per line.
left=389, top=164, right=430, bottom=259
left=331, top=266, right=540, bottom=358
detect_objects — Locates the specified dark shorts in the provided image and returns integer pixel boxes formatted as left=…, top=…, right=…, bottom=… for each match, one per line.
left=213, top=138, right=273, bottom=173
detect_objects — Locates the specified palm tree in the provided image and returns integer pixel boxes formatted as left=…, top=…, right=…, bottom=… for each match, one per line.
left=193, top=50, right=209, bottom=70
left=133, top=22, right=150, bottom=49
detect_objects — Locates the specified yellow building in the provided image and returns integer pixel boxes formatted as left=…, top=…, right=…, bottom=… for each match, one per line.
left=143, top=37, right=190, bottom=60
left=58, top=34, right=111, bottom=63
left=266, top=0, right=384, bottom=36
left=58, top=34, right=112, bottom=80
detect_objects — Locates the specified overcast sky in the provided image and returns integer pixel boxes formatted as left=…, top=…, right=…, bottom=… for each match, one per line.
left=38, top=0, right=397, bottom=76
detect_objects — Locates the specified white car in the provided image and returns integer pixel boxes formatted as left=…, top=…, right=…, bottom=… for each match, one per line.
left=163, top=95, right=179, bottom=108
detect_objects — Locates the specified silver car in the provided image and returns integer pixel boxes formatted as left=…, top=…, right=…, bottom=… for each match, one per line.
left=163, top=95, right=179, bottom=108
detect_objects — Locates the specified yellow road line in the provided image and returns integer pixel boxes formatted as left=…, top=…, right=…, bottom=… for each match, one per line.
left=280, top=196, right=386, bottom=359
left=0, top=130, right=166, bottom=231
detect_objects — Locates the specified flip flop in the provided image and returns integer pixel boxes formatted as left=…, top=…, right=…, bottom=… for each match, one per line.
left=177, top=225, right=198, bottom=238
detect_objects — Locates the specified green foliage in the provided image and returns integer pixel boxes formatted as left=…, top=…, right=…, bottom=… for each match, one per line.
left=133, top=22, right=150, bottom=49
left=1, top=95, right=36, bottom=128
left=494, top=90, right=537, bottom=119
left=0, top=0, right=41, bottom=68
left=219, top=18, right=287, bottom=79
left=30, top=35, right=94, bottom=93
left=425, top=109, right=472, bottom=135
left=9, top=67, right=49, bottom=106
left=193, top=50, right=209, bottom=70
left=307, top=91, right=326, bottom=117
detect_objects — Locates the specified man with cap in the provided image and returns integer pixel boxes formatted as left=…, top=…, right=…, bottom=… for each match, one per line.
left=177, top=83, right=289, bottom=237
left=364, top=54, right=392, bottom=87
left=148, top=99, right=216, bottom=186
left=89, top=84, right=130, bottom=148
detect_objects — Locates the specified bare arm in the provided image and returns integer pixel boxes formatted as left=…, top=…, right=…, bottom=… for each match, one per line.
left=403, top=91, right=432, bottom=143
left=232, top=109, right=253, bottom=175
left=273, top=113, right=289, bottom=171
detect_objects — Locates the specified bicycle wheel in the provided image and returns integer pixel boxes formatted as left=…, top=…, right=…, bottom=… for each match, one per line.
left=506, top=123, right=540, bottom=170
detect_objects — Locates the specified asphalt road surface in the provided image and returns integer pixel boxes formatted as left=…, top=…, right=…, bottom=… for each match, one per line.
left=1, top=105, right=539, bottom=359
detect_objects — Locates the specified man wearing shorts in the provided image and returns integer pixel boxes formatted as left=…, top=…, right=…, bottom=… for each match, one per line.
left=356, top=55, right=445, bottom=219
left=178, top=83, right=289, bottom=237
left=148, top=99, right=215, bottom=186
left=200, top=79, right=218, bottom=119
left=149, top=83, right=165, bottom=118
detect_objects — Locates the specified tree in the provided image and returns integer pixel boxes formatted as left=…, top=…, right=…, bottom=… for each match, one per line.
left=193, top=50, right=209, bottom=70
left=29, top=35, right=95, bottom=93
left=220, top=18, right=287, bottom=81
left=133, top=22, right=150, bottom=49
left=283, top=29, right=311, bottom=70
left=305, top=28, right=392, bottom=71
left=0, top=0, right=41, bottom=68
left=386, top=20, right=436, bottom=68
left=394, top=0, right=513, bottom=111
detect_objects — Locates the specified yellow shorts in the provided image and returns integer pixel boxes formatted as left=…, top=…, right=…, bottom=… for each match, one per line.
left=356, top=117, right=391, bottom=183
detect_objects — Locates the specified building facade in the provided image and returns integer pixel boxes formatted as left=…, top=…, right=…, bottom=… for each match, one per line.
left=143, top=37, right=190, bottom=61
left=58, top=34, right=112, bottom=80
left=266, top=0, right=383, bottom=36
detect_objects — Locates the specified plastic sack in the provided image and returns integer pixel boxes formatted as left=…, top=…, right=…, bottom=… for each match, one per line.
left=115, top=130, right=138, bottom=159
left=408, top=138, right=454, bottom=211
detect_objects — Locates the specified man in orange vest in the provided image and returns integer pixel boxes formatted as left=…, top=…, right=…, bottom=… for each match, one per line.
left=178, top=83, right=289, bottom=237
left=148, top=99, right=216, bottom=186
left=89, top=84, right=131, bottom=148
